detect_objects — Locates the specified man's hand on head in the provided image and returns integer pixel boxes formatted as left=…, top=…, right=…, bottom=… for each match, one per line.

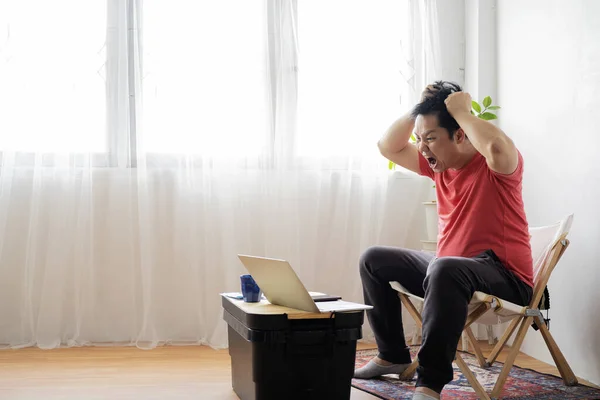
left=444, top=91, right=472, bottom=117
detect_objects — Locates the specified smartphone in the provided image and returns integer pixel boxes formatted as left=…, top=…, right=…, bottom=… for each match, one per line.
left=311, top=294, right=342, bottom=302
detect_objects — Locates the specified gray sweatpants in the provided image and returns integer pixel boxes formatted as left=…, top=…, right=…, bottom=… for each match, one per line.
left=359, top=246, right=532, bottom=393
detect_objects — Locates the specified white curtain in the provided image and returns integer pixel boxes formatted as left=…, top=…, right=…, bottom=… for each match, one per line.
left=0, top=0, right=440, bottom=349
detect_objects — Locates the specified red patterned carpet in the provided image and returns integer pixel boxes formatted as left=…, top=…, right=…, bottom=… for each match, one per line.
left=352, top=348, right=600, bottom=399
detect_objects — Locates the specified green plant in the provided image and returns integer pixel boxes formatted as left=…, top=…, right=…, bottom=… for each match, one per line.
left=387, top=96, right=500, bottom=171
left=471, top=95, right=500, bottom=120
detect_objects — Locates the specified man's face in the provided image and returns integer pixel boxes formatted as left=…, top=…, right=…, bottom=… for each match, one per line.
left=414, top=114, right=462, bottom=173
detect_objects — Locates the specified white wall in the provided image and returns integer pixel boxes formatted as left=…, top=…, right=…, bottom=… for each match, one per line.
left=436, top=0, right=465, bottom=86
left=497, top=0, right=600, bottom=386
left=465, top=0, right=496, bottom=101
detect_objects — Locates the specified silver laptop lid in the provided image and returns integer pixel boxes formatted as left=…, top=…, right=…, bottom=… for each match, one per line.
left=237, top=254, right=320, bottom=313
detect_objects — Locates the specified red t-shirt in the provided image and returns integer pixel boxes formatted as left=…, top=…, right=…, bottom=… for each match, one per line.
left=418, top=150, right=534, bottom=287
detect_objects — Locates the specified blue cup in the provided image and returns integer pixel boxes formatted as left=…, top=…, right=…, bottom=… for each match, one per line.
left=240, top=274, right=262, bottom=302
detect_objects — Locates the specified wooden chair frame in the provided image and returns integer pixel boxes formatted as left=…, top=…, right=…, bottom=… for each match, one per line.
left=391, top=232, right=578, bottom=399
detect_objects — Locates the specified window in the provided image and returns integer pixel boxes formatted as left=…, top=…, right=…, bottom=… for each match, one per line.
left=0, top=1, right=411, bottom=165
left=0, top=1, right=106, bottom=153
left=140, top=1, right=269, bottom=157
left=296, top=0, right=409, bottom=158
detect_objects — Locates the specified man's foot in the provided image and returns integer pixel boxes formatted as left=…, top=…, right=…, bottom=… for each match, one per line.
left=353, top=356, right=411, bottom=379
left=412, top=387, right=441, bottom=400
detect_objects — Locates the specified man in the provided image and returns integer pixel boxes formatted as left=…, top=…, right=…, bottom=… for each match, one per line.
left=354, top=81, right=533, bottom=400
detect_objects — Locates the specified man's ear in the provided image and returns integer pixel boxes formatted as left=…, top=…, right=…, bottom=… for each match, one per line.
left=454, top=128, right=467, bottom=144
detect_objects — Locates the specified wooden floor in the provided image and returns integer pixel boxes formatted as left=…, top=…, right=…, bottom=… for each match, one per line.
left=0, top=341, right=596, bottom=399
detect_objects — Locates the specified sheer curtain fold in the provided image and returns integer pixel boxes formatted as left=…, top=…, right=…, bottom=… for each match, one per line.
left=268, top=0, right=298, bottom=168
left=0, top=0, right=439, bottom=349
left=406, top=0, right=444, bottom=102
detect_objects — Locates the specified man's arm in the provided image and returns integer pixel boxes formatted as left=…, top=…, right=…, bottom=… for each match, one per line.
left=377, top=112, right=421, bottom=174
left=445, top=92, right=518, bottom=175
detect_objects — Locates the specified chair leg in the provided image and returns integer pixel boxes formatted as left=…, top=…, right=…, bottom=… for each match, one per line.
left=465, top=303, right=491, bottom=329
left=397, top=294, right=421, bottom=380
left=491, top=316, right=532, bottom=398
left=400, top=358, right=419, bottom=380
left=487, top=317, right=521, bottom=367
left=465, top=327, right=487, bottom=368
left=455, top=353, right=491, bottom=400
left=399, top=294, right=423, bottom=326
left=535, top=315, right=578, bottom=386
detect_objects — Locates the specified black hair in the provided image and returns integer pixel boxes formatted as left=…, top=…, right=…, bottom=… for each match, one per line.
left=411, top=80, right=462, bottom=139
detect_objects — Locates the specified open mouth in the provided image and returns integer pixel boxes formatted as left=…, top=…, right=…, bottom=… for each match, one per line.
left=427, top=157, right=437, bottom=169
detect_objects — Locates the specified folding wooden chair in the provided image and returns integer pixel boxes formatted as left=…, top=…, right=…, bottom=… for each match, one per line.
left=389, top=214, right=578, bottom=399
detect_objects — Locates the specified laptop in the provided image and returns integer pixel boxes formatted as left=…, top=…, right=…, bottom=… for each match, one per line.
left=237, top=254, right=372, bottom=313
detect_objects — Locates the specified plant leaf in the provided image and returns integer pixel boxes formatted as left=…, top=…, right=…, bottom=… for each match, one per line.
left=479, top=112, right=498, bottom=121
left=487, top=105, right=501, bottom=110
left=483, top=96, right=492, bottom=108
left=471, top=101, right=481, bottom=113
left=410, top=133, right=417, bottom=143
left=388, top=160, right=395, bottom=170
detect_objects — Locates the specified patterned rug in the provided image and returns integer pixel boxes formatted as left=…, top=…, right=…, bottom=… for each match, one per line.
left=352, top=348, right=600, bottom=399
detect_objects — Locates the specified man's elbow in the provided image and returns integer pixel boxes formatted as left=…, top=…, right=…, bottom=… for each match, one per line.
left=487, top=135, right=514, bottom=157
left=378, top=140, right=406, bottom=158
left=486, top=136, right=518, bottom=174
left=377, top=140, right=390, bottom=157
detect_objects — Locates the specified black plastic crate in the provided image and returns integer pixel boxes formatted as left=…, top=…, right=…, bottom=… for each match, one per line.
left=222, top=298, right=364, bottom=400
